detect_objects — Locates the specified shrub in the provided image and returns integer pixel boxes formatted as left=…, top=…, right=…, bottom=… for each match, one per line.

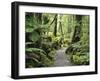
left=26, top=57, right=42, bottom=68
left=65, top=41, right=89, bottom=65
left=52, top=37, right=62, bottom=49
left=41, top=42, right=53, bottom=54
left=71, top=52, right=89, bottom=65
left=26, top=48, right=53, bottom=67
left=48, top=50, right=56, bottom=61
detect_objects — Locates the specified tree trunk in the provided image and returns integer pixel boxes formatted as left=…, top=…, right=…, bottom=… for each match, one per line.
left=71, top=15, right=82, bottom=43
left=54, top=14, right=58, bottom=36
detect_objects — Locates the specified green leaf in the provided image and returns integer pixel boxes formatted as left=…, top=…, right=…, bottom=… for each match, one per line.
left=26, top=27, right=33, bottom=32
left=29, top=31, right=40, bottom=42
left=26, top=48, right=47, bottom=55
left=26, top=48, right=33, bottom=52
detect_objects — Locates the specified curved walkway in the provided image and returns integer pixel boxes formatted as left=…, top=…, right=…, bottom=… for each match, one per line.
left=53, top=48, right=74, bottom=67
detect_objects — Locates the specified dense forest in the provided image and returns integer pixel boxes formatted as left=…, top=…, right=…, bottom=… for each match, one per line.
left=25, top=12, right=89, bottom=68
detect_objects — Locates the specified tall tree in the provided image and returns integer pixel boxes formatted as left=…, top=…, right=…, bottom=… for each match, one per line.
left=53, top=14, right=58, bottom=36
left=71, top=15, right=82, bottom=43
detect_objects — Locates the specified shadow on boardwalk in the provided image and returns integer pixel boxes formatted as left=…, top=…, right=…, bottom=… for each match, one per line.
left=53, top=48, right=74, bottom=67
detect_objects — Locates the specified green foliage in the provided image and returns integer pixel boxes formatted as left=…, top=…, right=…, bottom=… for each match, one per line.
left=25, top=14, right=39, bottom=33
left=65, top=40, right=89, bottom=65
left=26, top=48, right=46, bottom=54
left=25, top=12, right=90, bottom=67
left=41, top=42, right=53, bottom=53
left=40, top=53, right=53, bottom=66
left=48, top=50, right=56, bottom=61
left=29, top=31, right=40, bottom=43
left=26, top=57, right=41, bottom=68
left=42, top=15, right=49, bottom=24
left=52, top=37, right=61, bottom=49
left=71, top=52, right=89, bottom=65
left=52, top=36, right=67, bottom=49
left=65, top=15, right=89, bottom=65
left=26, top=28, right=34, bottom=33
left=26, top=48, right=54, bottom=67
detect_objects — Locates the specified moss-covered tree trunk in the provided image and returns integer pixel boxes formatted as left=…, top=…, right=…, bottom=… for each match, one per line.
left=71, top=15, right=82, bottom=43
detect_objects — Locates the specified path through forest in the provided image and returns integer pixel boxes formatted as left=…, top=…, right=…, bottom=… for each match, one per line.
left=53, top=48, right=74, bottom=66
